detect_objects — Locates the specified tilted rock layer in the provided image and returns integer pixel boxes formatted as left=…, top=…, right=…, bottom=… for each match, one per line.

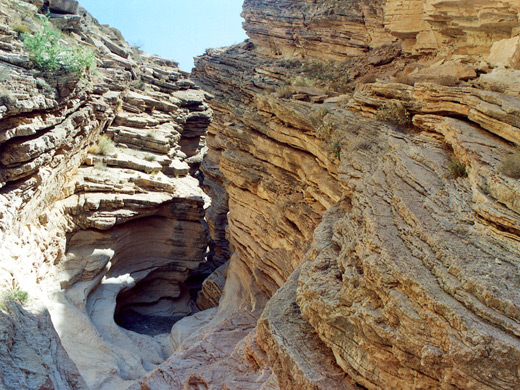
left=3, top=0, right=520, bottom=390
left=135, top=0, right=520, bottom=389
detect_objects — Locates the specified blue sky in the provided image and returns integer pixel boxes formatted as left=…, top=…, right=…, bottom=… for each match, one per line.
left=79, top=0, right=248, bottom=71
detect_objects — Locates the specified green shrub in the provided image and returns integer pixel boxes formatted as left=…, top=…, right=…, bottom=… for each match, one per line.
left=448, top=158, right=467, bottom=178
left=130, top=78, right=146, bottom=90
left=290, top=76, right=315, bottom=87
left=0, top=287, right=29, bottom=309
left=90, top=134, right=116, bottom=156
left=330, top=141, right=341, bottom=161
left=279, top=59, right=352, bottom=93
left=144, top=153, right=156, bottom=161
left=275, top=85, right=293, bottom=99
left=317, top=120, right=335, bottom=138
left=500, top=153, right=520, bottom=179
left=376, top=101, right=412, bottom=127
left=23, top=18, right=96, bottom=75
left=309, top=107, right=328, bottom=127
left=301, top=60, right=338, bottom=82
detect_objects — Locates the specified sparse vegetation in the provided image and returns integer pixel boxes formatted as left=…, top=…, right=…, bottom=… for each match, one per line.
left=317, top=120, right=335, bottom=138
left=89, top=134, right=116, bottom=156
left=301, top=60, right=339, bottom=82
left=275, top=85, right=293, bottom=99
left=500, top=152, right=520, bottom=179
left=144, top=153, right=156, bottom=162
left=376, top=101, right=412, bottom=127
left=94, top=160, right=108, bottom=170
left=309, top=107, right=329, bottom=127
left=279, top=59, right=353, bottom=93
left=448, top=158, right=467, bottom=178
left=130, top=78, right=146, bottom=90
left=290, top=75, right=315, bottom=87
left=23, top=18, right=96, bottom=76
left=0, top=287, right=29, bottom=310
left=330, top=141, right=341, bottom=161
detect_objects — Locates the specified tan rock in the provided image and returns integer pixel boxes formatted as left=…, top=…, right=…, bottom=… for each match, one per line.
left=0, top=2, right=212, bottom=388
left=196, top=262, right=228, bottom=310
left=488, top=36, right=520, bottom=69
left=257, top=268, right=355, bottom=390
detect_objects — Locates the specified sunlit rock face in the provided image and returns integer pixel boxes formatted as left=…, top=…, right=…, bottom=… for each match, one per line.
left=3, top=0, right=520, bottom=389
left=134, top=0, right=520, bottom=389
left=0, top=1, right=212, bottom=389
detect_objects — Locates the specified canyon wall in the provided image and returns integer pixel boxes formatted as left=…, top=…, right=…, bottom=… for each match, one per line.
left=2, top=0, right=520, bottom=390
left=0, top=1, right=212, bottom=389
left=137, top=0, right=520, bottom=389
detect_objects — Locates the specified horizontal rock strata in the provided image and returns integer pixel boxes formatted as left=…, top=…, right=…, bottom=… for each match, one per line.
left=0, top=2, right=211, bottom=389
left=3, top=0, right=520, bottom=389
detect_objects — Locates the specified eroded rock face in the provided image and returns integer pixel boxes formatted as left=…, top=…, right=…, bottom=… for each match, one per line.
left=0, top=302, right=87, bottom=390
left=136, top=0, right=520, bottom=389
left=0, top=1, right=211, bottom=389
left=4, top=0, right=520, bottom=389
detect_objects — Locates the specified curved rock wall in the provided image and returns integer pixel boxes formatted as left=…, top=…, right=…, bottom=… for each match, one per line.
left=136, top=0, right=520, bottom=389
left=3, top=0, right=520, bottom=389
left=0, top=1, right=211, bottom=389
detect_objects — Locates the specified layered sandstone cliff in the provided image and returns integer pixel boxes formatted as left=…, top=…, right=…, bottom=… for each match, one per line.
left=3, top=0, right=520, bottom=390
left=136, top=0, right=520, bottom=389
left=0, top=1, right=212, bottom=389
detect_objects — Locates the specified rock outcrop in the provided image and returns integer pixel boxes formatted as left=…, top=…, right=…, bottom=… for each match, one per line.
left=3, top=0, right=520, bottom=389
left=0, top=1, right=211, bottom=389
left=135, top=0, right=520, bottom=389
left=0, top=302, right=87, bottom=390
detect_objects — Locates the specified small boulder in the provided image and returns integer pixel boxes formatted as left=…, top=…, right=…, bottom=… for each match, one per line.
left=487, top=36, right=520, bottom=69
left=49, top=0, right=79, bottom=15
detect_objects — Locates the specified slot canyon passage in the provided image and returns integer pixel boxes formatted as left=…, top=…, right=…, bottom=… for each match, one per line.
left=2, top=0, right=520, bottom=389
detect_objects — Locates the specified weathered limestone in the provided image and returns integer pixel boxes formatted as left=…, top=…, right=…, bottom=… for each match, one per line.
left=257, top=268, right=355, bottom=390
left=49, top=0, right=79, bottom=15
left=131, top=0, right=520, bottom=389
left=4, top=0, right=520, bottom=389
left=0, top=302, right=87, bottom=390
left=0, top=1, right=211, bottom=389
left=196, top=262, right=228, bottom=310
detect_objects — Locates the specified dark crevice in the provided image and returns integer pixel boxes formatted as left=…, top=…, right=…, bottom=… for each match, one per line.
left=113, top=261, right=213, bottom=336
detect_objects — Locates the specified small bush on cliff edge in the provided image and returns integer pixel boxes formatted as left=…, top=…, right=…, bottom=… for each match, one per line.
left=89, top=134, right=116, bottom=156
left=448, top=158, right=467, bottom=178
left=23, top=18, right=96, bottom=76
left=376, top=101, right=412, bottom=127
left=0, top=287, right=29, bottom=310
